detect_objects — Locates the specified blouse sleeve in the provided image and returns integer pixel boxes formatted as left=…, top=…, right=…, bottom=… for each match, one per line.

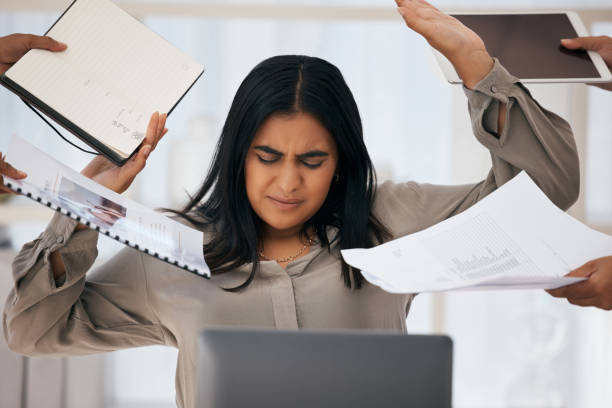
left=3, top=213, right=165, bottom=357
left=373, top=59, right=580, bottom=239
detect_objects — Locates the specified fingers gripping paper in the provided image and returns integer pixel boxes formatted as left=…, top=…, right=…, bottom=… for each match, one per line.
left=342, top=172, right=612, bottom=293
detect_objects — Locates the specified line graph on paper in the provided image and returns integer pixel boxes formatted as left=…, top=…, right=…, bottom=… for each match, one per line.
left=420, top=212, right=543, bottom=281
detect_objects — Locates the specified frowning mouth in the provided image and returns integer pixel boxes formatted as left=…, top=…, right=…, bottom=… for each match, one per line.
left=267, top=196, right=304, bottom=209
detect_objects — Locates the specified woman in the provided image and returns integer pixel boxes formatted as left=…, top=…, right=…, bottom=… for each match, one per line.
left=3, top=2, right=579, bottom=408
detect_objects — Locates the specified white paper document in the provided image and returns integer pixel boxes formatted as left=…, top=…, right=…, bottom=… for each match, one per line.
left=341, top=172, right=612, bottom=293
left=3, top=136, right=210, bottom=278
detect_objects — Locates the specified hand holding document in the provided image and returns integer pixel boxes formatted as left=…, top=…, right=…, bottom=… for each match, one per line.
left=3, top=136, right=210, bottom=278
left=342, top=172, right=612, bottom=293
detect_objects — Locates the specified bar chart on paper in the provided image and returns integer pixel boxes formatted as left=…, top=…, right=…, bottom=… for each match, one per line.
left=420, top=213, right=543, bottom=281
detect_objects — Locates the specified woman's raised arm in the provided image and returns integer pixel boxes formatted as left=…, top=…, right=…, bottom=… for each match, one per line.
left=395, top=0, right=507, bottom=132
left=4, top=113, right=168, bottom=356
left=373, top=1, right=579, bottom=239
left=50, top=112, right=167, bottom=279
left=395, top=0, right=492, bottom=88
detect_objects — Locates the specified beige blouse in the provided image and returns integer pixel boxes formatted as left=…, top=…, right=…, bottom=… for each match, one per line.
left=3, top=61, right=580, bottom=408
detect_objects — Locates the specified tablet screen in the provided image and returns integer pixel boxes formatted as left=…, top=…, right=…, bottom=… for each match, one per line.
left=453, top=14, right=600, bottom=79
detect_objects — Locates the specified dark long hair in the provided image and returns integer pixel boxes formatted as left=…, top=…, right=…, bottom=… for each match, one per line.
left=171, top=55, right=390, bottom=291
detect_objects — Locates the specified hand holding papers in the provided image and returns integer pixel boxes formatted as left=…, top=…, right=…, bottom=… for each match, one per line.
left=3, top=135, right=210, bottom=278
left=341, top=172, right=612, bottom=293
left=0, top=152, right=27, bottom=195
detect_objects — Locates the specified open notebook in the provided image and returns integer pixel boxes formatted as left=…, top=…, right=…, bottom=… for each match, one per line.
left=0, top=0, right=205, bottom=165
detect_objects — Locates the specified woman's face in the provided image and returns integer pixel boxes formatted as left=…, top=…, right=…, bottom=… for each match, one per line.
left=245, top=112, right=338, bottom=236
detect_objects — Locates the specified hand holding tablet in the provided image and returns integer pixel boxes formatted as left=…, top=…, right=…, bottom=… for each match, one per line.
left=561, top=35, right=612, bottom=91
left=433, top=12, right=612, bottom=85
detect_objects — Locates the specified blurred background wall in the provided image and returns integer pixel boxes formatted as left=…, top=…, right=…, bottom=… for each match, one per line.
left=1, top=0, right=611, bottom=407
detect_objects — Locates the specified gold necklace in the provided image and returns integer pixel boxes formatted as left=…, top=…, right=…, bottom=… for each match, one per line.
left=259, top=238, right=315, bottom=263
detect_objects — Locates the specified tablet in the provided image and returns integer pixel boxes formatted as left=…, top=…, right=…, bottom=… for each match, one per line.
left=434, top=12, right=612, bottom=84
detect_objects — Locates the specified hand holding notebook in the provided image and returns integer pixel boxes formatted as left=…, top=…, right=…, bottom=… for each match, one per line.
left=0, top=0, right=205, bottom=165
left=0, top=33, right=67, bottom=75
left=0, top=32, right=69, bottom=194
left=81, top=112, right=167, bottom=194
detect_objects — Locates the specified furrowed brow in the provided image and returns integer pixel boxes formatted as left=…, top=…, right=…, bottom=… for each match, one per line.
left=254, top=146, right=283, bottom=155
left=297, top=150, right=329, bottom=159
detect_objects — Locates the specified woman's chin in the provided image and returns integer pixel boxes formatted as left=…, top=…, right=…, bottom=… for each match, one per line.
left=261, top=216, right=307, bottom=234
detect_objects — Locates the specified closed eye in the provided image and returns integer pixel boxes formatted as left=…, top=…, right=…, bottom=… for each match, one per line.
left=302, top=161, right=323, bottom=169
left=257, top=155, right=279, bottom=164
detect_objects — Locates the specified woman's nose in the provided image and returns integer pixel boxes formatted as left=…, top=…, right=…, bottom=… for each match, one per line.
left=277, top=162, right=302, bottom=194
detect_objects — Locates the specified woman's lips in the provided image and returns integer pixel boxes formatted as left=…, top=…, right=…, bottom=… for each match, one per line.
left=268, top=196, right=304, bottom=210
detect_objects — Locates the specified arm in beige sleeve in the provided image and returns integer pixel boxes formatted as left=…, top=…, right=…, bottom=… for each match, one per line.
left=374, top=59, right=580, bottom=238
left=2, top=213, right=165, bottom=357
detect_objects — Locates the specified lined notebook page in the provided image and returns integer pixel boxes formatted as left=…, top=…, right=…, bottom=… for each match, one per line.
left=6, top=0, right=204, bottom=157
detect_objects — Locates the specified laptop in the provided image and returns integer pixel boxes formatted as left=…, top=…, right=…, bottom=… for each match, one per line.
left=196, top=329, right=453, bottom=408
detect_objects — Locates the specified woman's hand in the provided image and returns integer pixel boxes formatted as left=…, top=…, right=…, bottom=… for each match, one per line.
left=0, top=153, right=27, bottom=194
left=81, top=112, right=167, bottom=194
left=395, top=0, right=494, bottom=88
left=55, top=113, right=166, bottom=273
left=0, top=33, right=67, bottom=75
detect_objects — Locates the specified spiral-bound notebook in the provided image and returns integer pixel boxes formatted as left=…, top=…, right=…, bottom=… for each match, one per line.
left=0, top=0, right=205, bottom=165
left=3, top=136, right=211, bottom=278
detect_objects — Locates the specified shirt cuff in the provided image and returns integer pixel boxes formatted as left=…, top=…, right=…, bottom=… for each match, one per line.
left=39, top=212, right=81, bottom=251
left=463, top=58, right=520, bottom=104
left=16, top=212, right=99, bottom=289
left=46, top=213, right=99, bottom=286
left=463, top=58, right=522, bottom=148
left=39, top=212, right=99, bottom=256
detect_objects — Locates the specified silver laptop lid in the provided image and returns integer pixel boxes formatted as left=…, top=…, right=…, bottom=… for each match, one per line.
left=196, top=329, right=452, bottom=408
